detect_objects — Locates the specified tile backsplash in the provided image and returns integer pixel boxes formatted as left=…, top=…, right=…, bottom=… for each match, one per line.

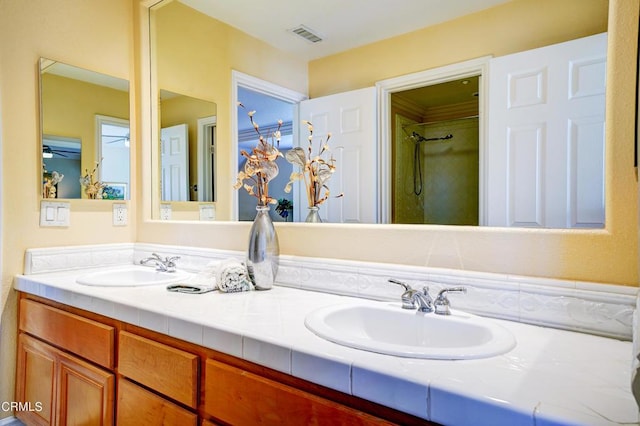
left=23, top=242, right=637, bottom=340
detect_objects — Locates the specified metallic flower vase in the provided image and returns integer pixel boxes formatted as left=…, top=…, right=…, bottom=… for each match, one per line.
left=246, top=205, right=279, bottom=290
left=305, top=206, right=322, bottom=223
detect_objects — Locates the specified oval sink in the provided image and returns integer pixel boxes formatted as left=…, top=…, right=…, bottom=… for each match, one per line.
left=305, top=303, right=516, bottom=360
left=76, top=266, right=189, bottom=287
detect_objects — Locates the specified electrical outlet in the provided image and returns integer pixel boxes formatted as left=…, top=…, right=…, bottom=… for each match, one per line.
left=160, top=203, right=172, bottom=220
left=113, top=203, right=127, bottom=226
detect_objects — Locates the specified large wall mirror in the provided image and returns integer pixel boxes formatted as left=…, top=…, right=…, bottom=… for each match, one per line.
left=149, top=0, right=608, bottom=228
left=40, top=58, right=130, bottom=200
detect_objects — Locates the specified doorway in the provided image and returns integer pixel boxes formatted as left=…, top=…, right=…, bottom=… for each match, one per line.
left=231, top=71, right=307, bottom=221
left=377, top=57, right=489, bottom=225
left=391, top=77, right=480, bottom=225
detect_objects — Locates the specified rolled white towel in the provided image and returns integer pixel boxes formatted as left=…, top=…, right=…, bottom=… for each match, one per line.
left=216, top=259, right=253, bottom=293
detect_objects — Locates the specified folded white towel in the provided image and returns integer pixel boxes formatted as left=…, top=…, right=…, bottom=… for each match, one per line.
left=182, top=260, right=219, bottom=291
left=216, top=259, right=253, bottom=293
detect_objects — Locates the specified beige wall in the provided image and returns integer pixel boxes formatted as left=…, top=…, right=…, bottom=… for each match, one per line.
left=0, top=0, right=135, bottom=413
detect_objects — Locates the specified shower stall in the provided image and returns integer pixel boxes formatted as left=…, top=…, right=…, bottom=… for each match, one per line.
left=394, top=116, right=479, bottom=225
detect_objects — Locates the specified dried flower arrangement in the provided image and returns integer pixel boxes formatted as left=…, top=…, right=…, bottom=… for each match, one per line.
left=233, top=103, right=283, bottom=207
left=43, top=171, right=64, bottom=198
left=285, top=120, right=342, bottom=207
left=79, top=160, right=106, bottom=199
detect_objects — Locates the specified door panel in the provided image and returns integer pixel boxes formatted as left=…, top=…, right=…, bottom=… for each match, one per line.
left=161, top=123, right=189, bottom=201
left=299, top=87, right=377, bottom=223
left=487, top=33, right=607, bottom=228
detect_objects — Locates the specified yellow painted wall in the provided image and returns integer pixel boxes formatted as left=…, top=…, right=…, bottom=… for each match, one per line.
left=309, top=0, right=609, bottom=96
left=0, top=0, right=135, bottom=414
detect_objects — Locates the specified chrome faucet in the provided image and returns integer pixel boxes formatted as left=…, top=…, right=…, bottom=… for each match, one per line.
left=433, top=287, right=467, bottom=315
left=389, top=279, right=467, bottom=315
left=139, top=253, right=180, bottom=272
left=388, top=279, right=434, bottom=313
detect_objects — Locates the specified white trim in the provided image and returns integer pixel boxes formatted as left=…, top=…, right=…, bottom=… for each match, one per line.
left=197, top=115, right=217, bottom=202
left=376, top=56, right=491, bottom=224
left=230, top=70, right=307, bottom=220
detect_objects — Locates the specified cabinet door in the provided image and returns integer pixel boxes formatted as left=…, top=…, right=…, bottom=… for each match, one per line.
left=16, top=333, right=56, bottom=426
left=15, top=333, right=115, bottom=426
left=57, top=351, right=115, bottom=426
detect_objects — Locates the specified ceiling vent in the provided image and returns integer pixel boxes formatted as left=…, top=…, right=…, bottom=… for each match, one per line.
left=290, top=25, right=323, bottom=43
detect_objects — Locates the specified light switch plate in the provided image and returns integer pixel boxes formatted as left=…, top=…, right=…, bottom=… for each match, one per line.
left=40, top=201, right=70, bottom=227
left=113, top=203, right=127, bottom=226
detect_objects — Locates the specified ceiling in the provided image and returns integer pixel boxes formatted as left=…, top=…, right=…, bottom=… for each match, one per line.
left=178, top=0, right=515, bottom=60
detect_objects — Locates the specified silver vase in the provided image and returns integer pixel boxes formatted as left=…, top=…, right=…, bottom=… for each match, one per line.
left=305, top=206, right=322, bottom=223
left=246, top=205, right=279, bottom=290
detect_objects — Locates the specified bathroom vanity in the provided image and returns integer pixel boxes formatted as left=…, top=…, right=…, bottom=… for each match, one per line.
left=13, top=243, right=640, bottom=425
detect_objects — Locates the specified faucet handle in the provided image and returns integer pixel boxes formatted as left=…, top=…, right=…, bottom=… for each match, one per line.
left=434, top=287, right=467, bottom=315
left=388, top=279, right=417, bottom=309
left=388, top=278, right=411, bottom=291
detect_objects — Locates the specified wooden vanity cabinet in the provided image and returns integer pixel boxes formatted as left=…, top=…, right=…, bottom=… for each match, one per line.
left=16, top=294, right=430, bottom=426
left=15, top=300, right=115, bottom=426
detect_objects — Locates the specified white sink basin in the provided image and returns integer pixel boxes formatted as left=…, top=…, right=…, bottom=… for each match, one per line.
left=76, top=266, right=188, bottom=287
left=305, top=303, right=516, bottom=360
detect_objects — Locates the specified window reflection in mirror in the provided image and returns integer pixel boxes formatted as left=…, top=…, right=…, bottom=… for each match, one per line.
left=236, top=86, right=295, bottom=222
left=159, top=90, right=217, bottom=202
left=39, top=58, right=130, bottom=199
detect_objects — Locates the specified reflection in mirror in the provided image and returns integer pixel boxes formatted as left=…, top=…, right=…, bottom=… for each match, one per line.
left=42, top=135, right=81, bottom=199
left=392, top=77, right=480, bottom=225
left=149, top=0, right=607, bottom=228
left=159, top=90, right=217, bottom=202
left=40, top=58, right=130, bottom=199
left=236, top=86, right=295, bottom=222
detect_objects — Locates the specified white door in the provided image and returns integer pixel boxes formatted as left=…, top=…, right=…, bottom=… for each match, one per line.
left=298, top=87, right=377, bottom=223
left=487, top=33, right=607, bottom=228
left=161, top=123, right=189, bottom=201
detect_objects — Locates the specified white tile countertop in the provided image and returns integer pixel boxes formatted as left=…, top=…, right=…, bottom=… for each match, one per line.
left=14, top=265, right=639, bottom=426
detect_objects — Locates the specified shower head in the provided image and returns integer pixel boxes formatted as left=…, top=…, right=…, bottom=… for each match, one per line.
left=411, top=132, right=453, bottom=143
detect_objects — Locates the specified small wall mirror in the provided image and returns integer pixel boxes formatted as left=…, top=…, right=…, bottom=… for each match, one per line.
left=40, top=58, right=130, bottom=200
left=159, top=90, right=217, bottom=202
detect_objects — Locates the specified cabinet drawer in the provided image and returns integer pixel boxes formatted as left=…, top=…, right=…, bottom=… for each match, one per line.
left=204, top=359, right=392, bottom=425
left=19, top=299, right=115, bottom=369
left=118, top=331, right=199, bottom=408
left=117, top=378, right=197, bottom=426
